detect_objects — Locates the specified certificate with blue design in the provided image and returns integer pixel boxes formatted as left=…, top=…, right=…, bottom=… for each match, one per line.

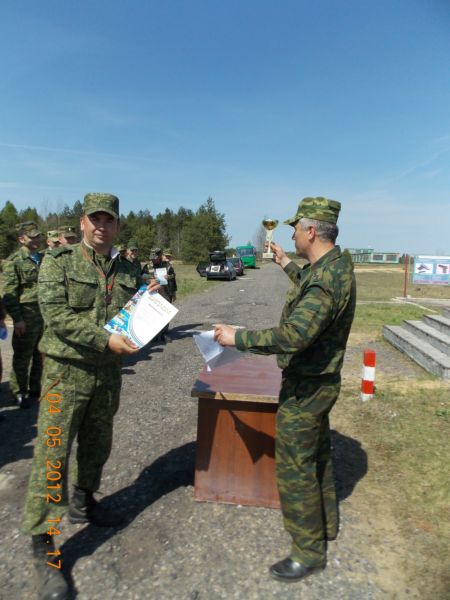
left=104, top=286, right=178, bottom=347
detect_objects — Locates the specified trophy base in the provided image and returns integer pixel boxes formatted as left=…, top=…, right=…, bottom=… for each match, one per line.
left=262, top=252, right=275, bottom=260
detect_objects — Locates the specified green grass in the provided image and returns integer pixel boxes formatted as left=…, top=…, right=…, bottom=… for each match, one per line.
left=337, top=380, right=450, bottom=597
left=354, top=264, right=450, bottom=301
left=171, top=263, right=222, bottom=299
left=333, top=264, right=450, bottom=597
left=352, top=304, right=434, bottom=337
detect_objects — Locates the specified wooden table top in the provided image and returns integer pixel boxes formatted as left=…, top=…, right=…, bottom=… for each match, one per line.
left=191, top=354, right=282, bottom=404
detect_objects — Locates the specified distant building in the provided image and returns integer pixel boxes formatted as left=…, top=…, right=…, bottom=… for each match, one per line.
left=348, top=248, right=401, bottom=264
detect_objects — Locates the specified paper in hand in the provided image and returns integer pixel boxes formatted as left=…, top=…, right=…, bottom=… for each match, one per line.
left=193, top=330, right=240, bottom=371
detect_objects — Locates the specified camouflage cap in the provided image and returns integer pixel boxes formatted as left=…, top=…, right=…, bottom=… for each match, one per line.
left=164, top=248, right=172, bottom=255
left=151, top=247, right=163, bottom=259
left=128, top=240, right=138, bottom=250
left=17, top=221, right=41, bottom=237
left=284, top=197, right=341, bottom=226
left=83, top=193, right=119, bottom=219
left=47, top=229, right=60, bottom=242
left=58, top=225, right=77, bottom=238
left=116, top=243, right=127, bottom=252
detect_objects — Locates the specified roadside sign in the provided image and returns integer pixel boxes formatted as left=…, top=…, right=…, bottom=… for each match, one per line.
left=413, top=255, right=450, bottom=285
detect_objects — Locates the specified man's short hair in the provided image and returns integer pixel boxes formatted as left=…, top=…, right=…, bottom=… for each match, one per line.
left=300, top=217, right=339, bottom=244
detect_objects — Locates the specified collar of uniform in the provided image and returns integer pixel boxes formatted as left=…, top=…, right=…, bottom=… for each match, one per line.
left=18, top=245, right=31, bottom=258
left=81, top=239, right=96, bottom=259
left=81, top=239, right=117, bottom=261
left=19, top=245, right=41, bottom=260
left=311, top=245, right=341, bottom=272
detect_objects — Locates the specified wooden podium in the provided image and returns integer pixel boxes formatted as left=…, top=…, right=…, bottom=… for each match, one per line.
left=191, top=354, right=281, bottom=508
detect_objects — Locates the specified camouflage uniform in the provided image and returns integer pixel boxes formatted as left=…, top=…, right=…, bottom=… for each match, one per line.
left=142, top=256, right=175, bottom=303
left=23, top=214, right=142, bottom=535
left=235, top=203, right=356, bottom=568
left=126, top=240, right=141, bottom=278
left=2, top=244, right=44, bottom=399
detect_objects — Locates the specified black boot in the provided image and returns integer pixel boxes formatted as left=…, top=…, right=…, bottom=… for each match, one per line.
left=32, top=534, right=69, bottom=600
left=16, top=393, right=32, bottom=409
left=68, top=486, right=124, bottom=527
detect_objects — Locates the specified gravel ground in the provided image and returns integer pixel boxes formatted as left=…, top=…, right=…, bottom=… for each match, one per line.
left=0, top=264, right=405, bottom=599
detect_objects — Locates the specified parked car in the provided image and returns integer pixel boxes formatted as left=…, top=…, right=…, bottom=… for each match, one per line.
left=206, top=251, right=237, bottom=281
left=229, top=257, right=245, bottom=276
left=196, top=261, right=209, bottom=277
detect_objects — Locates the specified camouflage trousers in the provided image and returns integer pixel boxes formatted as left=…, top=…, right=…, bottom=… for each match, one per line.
left=276, top=376, right=340, bottom=567
left=10, top=303, right=43, bottom=397
left=22, top=355, right=122, bottom=535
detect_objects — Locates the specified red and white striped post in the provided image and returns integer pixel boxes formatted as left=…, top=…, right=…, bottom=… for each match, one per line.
left=361, top=349, right=376, bottom=401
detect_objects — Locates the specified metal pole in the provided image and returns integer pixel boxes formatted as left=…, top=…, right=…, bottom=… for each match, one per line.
left=403, top=254, right=409, bottom=297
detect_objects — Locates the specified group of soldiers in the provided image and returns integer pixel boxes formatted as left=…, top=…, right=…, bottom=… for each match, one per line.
left=0, top=193, right=355, bottom=598
left=1, top=220, right=177, bottom=411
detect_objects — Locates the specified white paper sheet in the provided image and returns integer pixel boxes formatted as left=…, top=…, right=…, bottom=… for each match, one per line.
left=193, top=330, right=241, bottom=371
left=155, top=267, right=168, bottom=285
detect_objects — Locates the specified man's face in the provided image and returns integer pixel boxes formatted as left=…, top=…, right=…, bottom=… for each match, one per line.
left=47, top=239, right=60, bottom=249
left=80, top=212, right=119, bottom=251
left=20, top=234, right=41, bottom=251
left=292, top=221, right=311, bottom=257
left=128, top=249, right=138, bottom=259
left=152, top=255, right=162, bottom=266
left=59, top=234, right=77, bottom=246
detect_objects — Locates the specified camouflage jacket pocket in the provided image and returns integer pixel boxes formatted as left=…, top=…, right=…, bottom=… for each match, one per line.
left=112, top=274, right=137, bottom=309
left=67, top=272, right=98, bottom=308
left=21, top=264, right=39, bottom=285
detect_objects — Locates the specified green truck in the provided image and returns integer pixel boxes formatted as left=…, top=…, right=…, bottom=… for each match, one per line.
left=236, top=245, right=257, bottom=268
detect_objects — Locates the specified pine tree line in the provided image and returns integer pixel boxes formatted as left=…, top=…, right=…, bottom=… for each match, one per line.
left=0, top=197, right=229, bottom=263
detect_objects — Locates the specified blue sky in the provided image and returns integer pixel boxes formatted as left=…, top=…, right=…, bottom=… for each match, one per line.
left=1, top=0, right=449, bottom=254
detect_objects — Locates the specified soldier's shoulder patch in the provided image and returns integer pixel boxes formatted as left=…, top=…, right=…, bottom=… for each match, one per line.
left=51, top=245, right=73, bottom=258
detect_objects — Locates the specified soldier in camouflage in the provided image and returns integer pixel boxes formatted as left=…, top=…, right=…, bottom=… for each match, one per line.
left=2, top=221, right=44, bottom=409
left=126, top=239, right=141, bottom=278
left=215, top=197, right=356, bottom=583
left=163, top=248, right=177, bottom=302
left=142, top=248, right=176, bottom=342
left=58, top=224, right=78, bottom=245
left=22, top=194, right=159, bottom=600
left=46, top=230, right=60, bottom=250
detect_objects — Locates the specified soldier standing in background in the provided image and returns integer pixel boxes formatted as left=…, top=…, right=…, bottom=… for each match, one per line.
left=163, top=248, right=177, bottom=302
left=116, top=242, right=128, bottom=259
left=215, top=197, right=356, bottom=583
left=58, top=225, right=78, bottom=245
left=45, top=230, right=60, bottom=250
left=126, top=240, right=141, bottom=278
left=2, top=221, right=44, bottom=409
left=142, top=248, right=176, bottom=342
left=22, top=194, right=159, bottom=600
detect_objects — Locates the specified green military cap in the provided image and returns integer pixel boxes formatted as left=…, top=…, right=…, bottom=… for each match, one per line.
left=284, top=197, right=341, bottom=226
left=116, top=243, right=126, bottom=252
left=58, top=225, right=77, bottom=238
left=47, top=230, right=59, bottom=242
left=128, top=240, right=138, bottom=250
left=83, top=192, right=119, bottom=219
left=164, top=248, right=172, bottom=255
left=17, top=221, right=41, bottom=237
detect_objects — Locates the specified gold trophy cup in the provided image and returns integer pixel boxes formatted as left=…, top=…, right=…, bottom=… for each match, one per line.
left=262, top=218, right=279, bottom=259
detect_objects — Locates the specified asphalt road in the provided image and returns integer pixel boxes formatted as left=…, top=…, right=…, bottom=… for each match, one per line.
left=0, top=263, right=380, bottom=600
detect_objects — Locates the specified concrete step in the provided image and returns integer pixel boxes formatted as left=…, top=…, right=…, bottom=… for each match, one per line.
left=423, top=314, right=450, bottom=337
left=383, top=325, right=450, bottom=379
left=403, top=320, right=450, bottom=356
left=443, top=308, right=450, bottom=320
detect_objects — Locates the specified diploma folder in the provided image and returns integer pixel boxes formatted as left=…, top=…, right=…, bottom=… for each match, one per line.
left=104, top=286, right=178, bottom=348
